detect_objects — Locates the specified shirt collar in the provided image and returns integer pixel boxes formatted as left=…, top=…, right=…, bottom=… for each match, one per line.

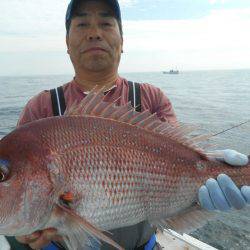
left=72, top=77, right=122, bottom=95
left=83, top=85, right=117, bottom=95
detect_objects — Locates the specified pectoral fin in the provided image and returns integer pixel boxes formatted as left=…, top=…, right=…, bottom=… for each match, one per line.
left=53, top=204, right=124, bottom=250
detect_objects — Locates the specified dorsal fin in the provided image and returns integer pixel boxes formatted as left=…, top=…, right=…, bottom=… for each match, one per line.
left=64, top=87, right=211, bottom=158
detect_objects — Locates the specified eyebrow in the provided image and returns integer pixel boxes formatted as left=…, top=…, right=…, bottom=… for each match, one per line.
left=75, top=11, right=114, bottom=18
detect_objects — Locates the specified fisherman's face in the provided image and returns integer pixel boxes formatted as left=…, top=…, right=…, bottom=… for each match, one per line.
left=66, top=0, right=123, bottom=73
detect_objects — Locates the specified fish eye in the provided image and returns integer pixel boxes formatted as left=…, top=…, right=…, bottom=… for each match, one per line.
left=0, top=160, right=10, bottom=182
left=0, top=172, right=6, bottom=182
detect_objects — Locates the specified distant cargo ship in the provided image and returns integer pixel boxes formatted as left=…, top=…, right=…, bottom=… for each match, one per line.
left=163, top=69, right=179, bottom=74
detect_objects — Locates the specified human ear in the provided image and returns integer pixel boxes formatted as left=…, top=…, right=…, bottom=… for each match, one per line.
left=121, top=38, right=124, bottom=53
left=66, top=35, right=70, bottom=54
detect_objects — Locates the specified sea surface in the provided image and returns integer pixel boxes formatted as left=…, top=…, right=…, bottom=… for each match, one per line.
left=0, top=70, right=249, bottom=249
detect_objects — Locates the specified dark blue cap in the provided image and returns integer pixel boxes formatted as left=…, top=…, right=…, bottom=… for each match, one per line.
left=65, top=0, right=122, bottom=33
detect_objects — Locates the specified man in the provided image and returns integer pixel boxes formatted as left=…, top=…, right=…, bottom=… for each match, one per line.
left=14, top=0, right=249, bottom=249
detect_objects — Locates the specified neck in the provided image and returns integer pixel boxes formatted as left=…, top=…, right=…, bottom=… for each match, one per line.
left=74, top=68, right=119, bottom=92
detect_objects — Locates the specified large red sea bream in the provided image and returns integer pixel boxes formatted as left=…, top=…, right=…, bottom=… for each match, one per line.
left=0, top=89, right=249, bottom=250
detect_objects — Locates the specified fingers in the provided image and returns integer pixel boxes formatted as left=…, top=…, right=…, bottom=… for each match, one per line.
left=16, top=231, right=42, bottom=244
left=241, top=186, right=250, bottom=203
left=198, top=185, right=216, bottom=211
left=16, top=228, right=59, bottom=250
left=217, top=174, right=246, bottom=209
left=199, top=174, right=249, bottom=212
left=205, top=178, right=231, bottom=211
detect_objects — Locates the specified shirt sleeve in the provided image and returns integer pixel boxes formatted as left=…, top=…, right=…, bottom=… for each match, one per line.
left=17, top=90, right=53, bottom=127
left=155, top=88, right=177, bottom=124
left=141, top=83, right=177, bottom=125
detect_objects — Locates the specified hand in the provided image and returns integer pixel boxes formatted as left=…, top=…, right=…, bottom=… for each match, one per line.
left=16, top=228, right=63, bottom=249
left=199, top=149, right=250, bottom=211
left=199, top=174, right=250, bottom=211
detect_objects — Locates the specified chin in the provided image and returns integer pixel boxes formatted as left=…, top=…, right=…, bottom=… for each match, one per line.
left=83, top=60, right=111, bottom=72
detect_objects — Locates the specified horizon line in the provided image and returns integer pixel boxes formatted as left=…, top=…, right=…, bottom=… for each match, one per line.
left=1, top=68, right=250, bottom=78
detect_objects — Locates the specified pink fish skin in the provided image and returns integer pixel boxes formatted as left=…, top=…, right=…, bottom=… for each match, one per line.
left=0, top=92, right=249, bottom=249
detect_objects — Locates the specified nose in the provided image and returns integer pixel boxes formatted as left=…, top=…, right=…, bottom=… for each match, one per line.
left=87, top=33, right=102, bottom=41
left=87, top=26, right=102, bottom=41
left=88, top=35, right=102, bottom=41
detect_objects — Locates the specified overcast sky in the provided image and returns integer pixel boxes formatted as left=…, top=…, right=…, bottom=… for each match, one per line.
left=1, top=0, right=250, bottom=76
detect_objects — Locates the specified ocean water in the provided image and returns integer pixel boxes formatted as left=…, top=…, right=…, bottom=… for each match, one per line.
left=0, top=70, right=249, bottom=249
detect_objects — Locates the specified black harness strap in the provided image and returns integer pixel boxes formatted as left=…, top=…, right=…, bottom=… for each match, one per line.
left=50, top=86, right=66, bottom=116
left=128, top=81, right=141, bottom=112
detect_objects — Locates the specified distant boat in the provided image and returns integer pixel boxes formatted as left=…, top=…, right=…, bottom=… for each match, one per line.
left=163, top=70, right=179, bottom=74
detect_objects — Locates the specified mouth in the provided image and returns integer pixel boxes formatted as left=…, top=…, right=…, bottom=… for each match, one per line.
left=82, top=47, right=108, bottom=54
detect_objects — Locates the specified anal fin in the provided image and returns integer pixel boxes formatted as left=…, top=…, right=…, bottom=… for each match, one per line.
left=151, top=204, right=217, bottom=235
